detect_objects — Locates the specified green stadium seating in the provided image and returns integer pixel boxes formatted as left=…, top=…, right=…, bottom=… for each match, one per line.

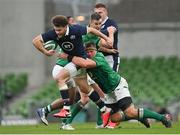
left=120, top=56, right=180, bottom=107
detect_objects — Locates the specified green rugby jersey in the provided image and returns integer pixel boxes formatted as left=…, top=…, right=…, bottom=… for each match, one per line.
left=87, top=52, right=121, bottom=94
left=55, top=47, right=69, bottom=66
left=82, top=33, right=100, bottom=49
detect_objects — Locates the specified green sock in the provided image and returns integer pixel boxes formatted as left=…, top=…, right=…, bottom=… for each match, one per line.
left=44, top=105, right=52, bottom=114
left=139, top=108, right=164, bottom=121
left=61, top=118, right=67, bottom=124
left=96, top=108, right=103, bottom=125
left=66, top=101, right=83, bottom=124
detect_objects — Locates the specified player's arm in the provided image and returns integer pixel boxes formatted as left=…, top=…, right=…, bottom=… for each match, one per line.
left=57, top=52, right=96, bottom=68
left=72, top=57, right=96, bottom=68
left=107, top=26, right=116, bottom=47
left=32, top=35, right=55, bottom=56
left=98, top=38, right=118, bottom=54
left=87, top=27, right=113, bottom=47
left=98, top=46, right=118, bottom=54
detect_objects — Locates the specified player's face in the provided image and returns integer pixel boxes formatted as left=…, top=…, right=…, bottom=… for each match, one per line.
left=94, top=7, right=107, bottom=22
left=86, top=49, right=96, bottom=58
left=90, top=19, right=102, bottom=30
left=54, top=26, right=67, bottom=37
left=68, top=17, right=76, bottom=25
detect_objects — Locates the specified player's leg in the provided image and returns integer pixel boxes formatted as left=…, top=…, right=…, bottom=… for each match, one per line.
left=66, top=91, right=89, bottom=125
left=53, top=63, right=78, bottom=118
left=36, top=80, right=76, bottom=125
left=74, top=73, right=105, bottom=111
left=63, top=91, right=89, bottom=130
left=120, top=76, right=172, bottom=128
left=122, top=103, right=172, bottom=128
left=87, top=75, right=104, bottom=128
left=104, top=77, right=150, bottom=128
left=88, top=75, right=104, bottom=99
left=108, top=77, right=171, bottom=128
left=37, top=98, right=64, bottom=126
left=61, top=81, right=77, bottom=126
left=74, top=70, right=111, bottom=126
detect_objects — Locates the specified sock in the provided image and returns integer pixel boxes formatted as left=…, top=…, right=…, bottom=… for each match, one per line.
left=139, top=108, right=164, bottom=121
left=44, top=105, right=52, bottom=114
left=60, top=90, right=71, bottom=106
left=88, top=90, right=105, bottom=112
left=61, top=118, right=67, bottom=124
left=66, top=101, right=84, bottom=124
left=96, top=108, right=103, bottom=125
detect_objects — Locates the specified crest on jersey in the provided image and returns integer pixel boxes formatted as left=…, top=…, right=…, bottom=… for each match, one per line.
left=61, top=42, right=74, bottom=51
left=70, top=35, right=76, bottom=39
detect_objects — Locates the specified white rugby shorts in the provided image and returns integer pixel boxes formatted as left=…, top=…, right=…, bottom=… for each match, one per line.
left=104, top=77, right=131, bottom=104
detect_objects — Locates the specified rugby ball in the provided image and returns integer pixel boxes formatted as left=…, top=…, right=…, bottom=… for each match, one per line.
left=43, top=40, right=58, bottom=50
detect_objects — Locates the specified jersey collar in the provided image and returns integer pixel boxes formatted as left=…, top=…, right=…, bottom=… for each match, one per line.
left=101, top=16, right=108, bottom=26
left=65, top=25, right=70, bottom=36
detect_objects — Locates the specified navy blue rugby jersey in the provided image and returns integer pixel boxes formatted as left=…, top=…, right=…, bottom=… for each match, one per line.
left=100, top=18, right=119, bottom=57
left=41, top=25, right=87, bottom=58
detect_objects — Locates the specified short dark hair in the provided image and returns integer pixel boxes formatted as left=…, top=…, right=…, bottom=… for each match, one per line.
left=91, top=12, right=101, bottom=21
left=67, top=16, right=73, bottom=20
left=85, top=42, right=97, bottom=50
left=95, top=3, right=107, bottom=9
left=51, top=15, right=68, bottom=27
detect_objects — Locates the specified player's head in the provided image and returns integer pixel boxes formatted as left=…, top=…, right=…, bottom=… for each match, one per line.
left=89, top=12, right=102, bottom=30
left=67, top=16, right=76, bottom=25
left=51, top=15, right=68, bottom=36
left=85, top=42, right=97, bottom=58
left=94, top=3, right=108, bottom=22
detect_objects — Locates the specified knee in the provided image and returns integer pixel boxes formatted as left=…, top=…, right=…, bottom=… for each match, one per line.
left=124, top=107, right=138, bottom=118
left=111, top=113, right=121, bottom=122
left=80, top=96, right=89, bottom=105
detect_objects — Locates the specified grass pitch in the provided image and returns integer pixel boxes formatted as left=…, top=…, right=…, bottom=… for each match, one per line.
left=0, top=122, right=179, bottom=134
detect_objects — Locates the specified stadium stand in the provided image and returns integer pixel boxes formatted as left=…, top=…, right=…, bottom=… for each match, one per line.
left=120, top=56, right=180, bottom=107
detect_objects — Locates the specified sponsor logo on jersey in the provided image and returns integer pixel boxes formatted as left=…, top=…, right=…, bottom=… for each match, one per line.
left=61, top=42, right=74, bottom=51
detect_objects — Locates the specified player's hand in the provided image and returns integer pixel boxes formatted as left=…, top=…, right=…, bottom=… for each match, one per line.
left=107, top=26, right=116, bottom=33
left=110, top=49, right=118, bottom=54
left=44, top=49, right=55, bottom=56
left=56, top=52, right=68, bottom=59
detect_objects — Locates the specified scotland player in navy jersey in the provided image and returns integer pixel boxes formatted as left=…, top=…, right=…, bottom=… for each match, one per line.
left=33, top=15, right=112, bottom=122
left=94, top=3, right=119, bottom=72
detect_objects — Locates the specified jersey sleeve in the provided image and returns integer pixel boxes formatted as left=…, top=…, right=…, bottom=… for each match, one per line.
left=110, top=19, right=118, bottom=30
left=100, top=19, right=118, bottom=36
left=41, top=29, right=56, bottom=43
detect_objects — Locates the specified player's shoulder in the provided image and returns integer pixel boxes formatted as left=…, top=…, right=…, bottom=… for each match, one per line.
left=42, top=29, right=57, bottom=37
left=46, top=29, right=56, bottom=34
left=106, top=18, right=118, bottom=27
left=107, top=18, right=116, bottom=23
left=93, top=52, right=106, bottom=66
left=69, top=24, right=87, bottom=35
left=70, top=24, right=86, bottom=30
left=95, top=52, right=105, bottom=58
